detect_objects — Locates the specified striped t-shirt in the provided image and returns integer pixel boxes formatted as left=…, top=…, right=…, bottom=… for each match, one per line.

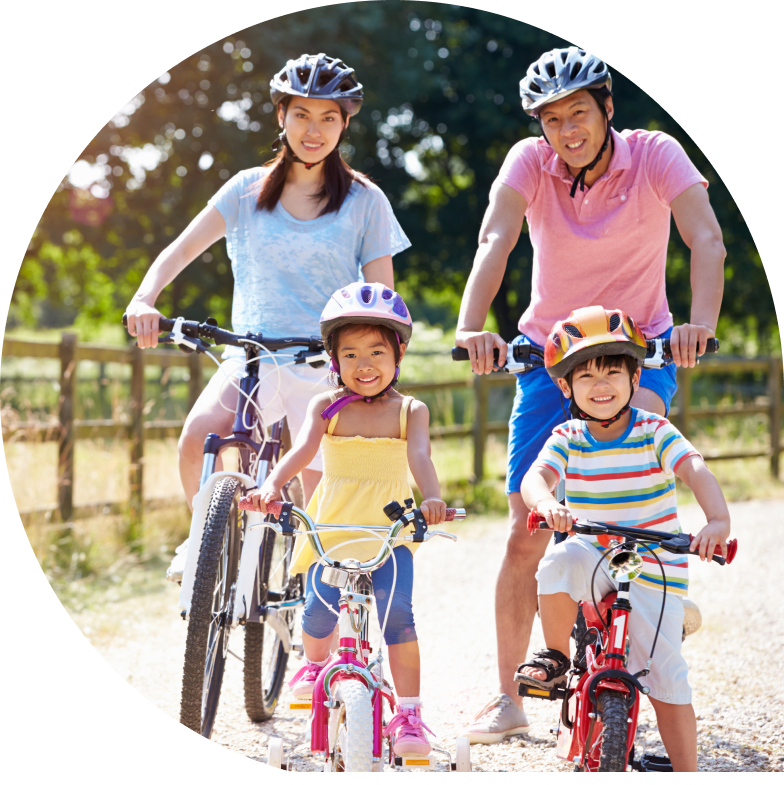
left=533, top=408, right=700, bottom=595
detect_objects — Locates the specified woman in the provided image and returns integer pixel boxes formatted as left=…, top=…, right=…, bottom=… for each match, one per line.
left=125, top=53, right=410, bottom=533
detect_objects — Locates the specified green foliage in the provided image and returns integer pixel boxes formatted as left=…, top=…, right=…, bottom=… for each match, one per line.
left=15, top=1, right=772, bottom=350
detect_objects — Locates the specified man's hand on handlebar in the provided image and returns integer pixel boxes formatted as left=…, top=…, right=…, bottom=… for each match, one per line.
left=125, top=300, right=164, bottom=349
left=454, top=330, right=508, bottom=375
left=669, top=323, right=715, bottom=369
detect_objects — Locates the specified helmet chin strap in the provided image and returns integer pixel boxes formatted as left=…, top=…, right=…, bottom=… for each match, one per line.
left=568, top=388, right=634, bottom=429
left=271, top=127, right=346, bottom=170
left=321, top=366, right=399, bottom=420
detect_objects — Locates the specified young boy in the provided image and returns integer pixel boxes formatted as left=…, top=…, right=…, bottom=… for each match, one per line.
left=517, top=306, right=731, bottom=772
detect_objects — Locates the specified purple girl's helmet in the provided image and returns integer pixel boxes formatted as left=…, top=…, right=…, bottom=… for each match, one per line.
left=320, top=282, right=413, bottom=372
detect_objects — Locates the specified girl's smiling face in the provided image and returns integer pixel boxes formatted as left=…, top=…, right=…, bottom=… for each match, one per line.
left=334, top=325, right=406, bottom=396
left=557, top=356, right=640, bottom=420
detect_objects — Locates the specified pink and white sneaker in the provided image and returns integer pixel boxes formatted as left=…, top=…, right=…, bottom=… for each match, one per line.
left=384, top=705, right=434, bottom=756
left=288, top=661, right=327, bottom=699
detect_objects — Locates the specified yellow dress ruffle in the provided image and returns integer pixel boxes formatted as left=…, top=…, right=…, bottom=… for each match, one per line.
left=289, top=396, right=419, bottom=575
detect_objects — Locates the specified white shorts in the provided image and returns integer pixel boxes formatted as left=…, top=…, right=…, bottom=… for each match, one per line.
left=205, top=357, right=330, bottom=472
left=536, top=536, right=691, bottom=705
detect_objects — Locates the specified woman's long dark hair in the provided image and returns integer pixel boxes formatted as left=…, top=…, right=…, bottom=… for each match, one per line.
left=255, top=97, right=366, bottom=216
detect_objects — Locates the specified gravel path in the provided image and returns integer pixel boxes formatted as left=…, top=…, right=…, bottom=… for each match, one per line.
left=74, top=499, right=784, bottom=772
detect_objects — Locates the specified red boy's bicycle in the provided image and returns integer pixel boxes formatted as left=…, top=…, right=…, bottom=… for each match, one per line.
left=517, top=512, right=737, bottom=772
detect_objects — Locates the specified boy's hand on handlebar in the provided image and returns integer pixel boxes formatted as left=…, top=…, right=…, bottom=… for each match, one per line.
left=246, top=481, right=282, bottom=514
left=534, top=500, right=573, bottom=533
left=690, top=518, right=731, bottom=562
left=126, top=301, right=164, bottom=349
left=669, top=323, right=715, bottom=369
left=455, top=330, right=507, bottom=375
left=420, top=498, right=447, bottom=525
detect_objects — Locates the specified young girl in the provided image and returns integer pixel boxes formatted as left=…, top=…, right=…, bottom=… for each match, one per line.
left=245, top=281, right=445, bottom=756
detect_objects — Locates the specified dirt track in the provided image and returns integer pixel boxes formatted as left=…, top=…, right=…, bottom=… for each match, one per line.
left=73, top=499, right=784, bottom=772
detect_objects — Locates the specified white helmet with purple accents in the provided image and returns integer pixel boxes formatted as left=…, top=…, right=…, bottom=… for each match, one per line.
left=320, top=281, right=413, bottom=350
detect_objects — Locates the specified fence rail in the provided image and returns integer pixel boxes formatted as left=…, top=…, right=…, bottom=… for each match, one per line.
left=3, top=334, right=782, bottom=527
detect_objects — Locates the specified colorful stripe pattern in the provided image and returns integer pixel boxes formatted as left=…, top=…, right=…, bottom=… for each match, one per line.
left=534, top=409, right=700, bottom=595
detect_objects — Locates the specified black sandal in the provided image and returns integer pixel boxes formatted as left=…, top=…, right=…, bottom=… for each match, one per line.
left=514, top=648, right=571, bottom=689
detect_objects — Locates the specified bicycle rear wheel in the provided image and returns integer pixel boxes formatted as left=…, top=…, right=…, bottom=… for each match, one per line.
left=597, top=690, right=629, bottom=772
left=180, top=477, right=242, bottom=737
left=243, top=475, right=304, bottom=721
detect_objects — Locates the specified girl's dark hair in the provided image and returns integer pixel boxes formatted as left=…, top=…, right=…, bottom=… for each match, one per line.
left=255, top=97, right=366, bottom=216
left=328, top=323, right=402, bottom=389
left=564, top=353, right=638, bottom=391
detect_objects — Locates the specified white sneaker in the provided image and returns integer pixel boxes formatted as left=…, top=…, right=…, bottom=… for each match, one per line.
left=166, top=539, right=189, bottom=584
left=682, top=597, right=702, bottom=638
left=459, top=694, right=530, bottom=744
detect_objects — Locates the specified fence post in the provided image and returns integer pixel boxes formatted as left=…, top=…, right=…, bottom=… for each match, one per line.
left=769, top=357, right=782, bottom=479
left=128, top=344, right=145, bottom=546
left=57, top=333, right=78, bottom=522
left=676, top=367, right=692, bottom=440
left=188, top=351, right=203, bottom=411
left=472, top=374, right=489, bottom=482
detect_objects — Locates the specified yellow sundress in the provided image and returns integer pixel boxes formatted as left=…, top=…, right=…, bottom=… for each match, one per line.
left=289, top=395, right=420, bottom=575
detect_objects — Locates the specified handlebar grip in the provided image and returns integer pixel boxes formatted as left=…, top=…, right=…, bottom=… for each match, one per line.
left=451, top=346, right=500, bottom=363
left=122, top=313, right=175, bottom=332
left=238, top=497, right=283, bottom=516
left=445, top=508, right=466, bottom=521
left=659, top=337, right=720, bottom=355
left=688, top=534, right=737, bottom=565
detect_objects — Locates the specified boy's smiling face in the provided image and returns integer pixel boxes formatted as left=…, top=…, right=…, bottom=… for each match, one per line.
left=557, top=356, right=641, bottom=421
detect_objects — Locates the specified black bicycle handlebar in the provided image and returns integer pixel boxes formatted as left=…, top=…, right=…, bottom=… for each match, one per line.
left=451, top=337, right=719, bottom=365
left=122, top=313, right=324, bottom=353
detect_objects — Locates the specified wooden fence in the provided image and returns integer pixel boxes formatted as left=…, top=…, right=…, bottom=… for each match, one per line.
left=2, top=333, right=782, bottom=526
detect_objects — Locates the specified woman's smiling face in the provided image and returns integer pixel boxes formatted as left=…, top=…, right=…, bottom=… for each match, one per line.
left=334, top=325, right=405, bottom=396
left=278, top=97, right=348, bottom=165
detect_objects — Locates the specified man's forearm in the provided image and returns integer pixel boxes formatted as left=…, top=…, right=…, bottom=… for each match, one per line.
left=689, top=235, right=726, bottom=331
left=456, top=238, right=511, bottom=334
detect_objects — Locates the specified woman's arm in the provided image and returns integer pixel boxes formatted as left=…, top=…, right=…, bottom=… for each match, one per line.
left=674, top=454, right=731, bottom=560
left=521, top=465, right=573, bottom=532
left=362, top=255, right=394, bottom=289
left=245, top=394, right=330, bottom=512
left=126, top=204, right=226, bottom=348
left=405, top=401, right=446, bottom=524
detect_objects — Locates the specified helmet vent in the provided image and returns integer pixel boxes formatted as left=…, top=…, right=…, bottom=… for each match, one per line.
left=609, top=313, right=621, bottom=331
left=381, top=288, right=394, bottom=300
left=392, top=298, right=409, bottom=318
left=530, top=83, right=542, bottom=94
left=570, top=62, right=582, bottom=80
left=360, top=286, right=373, bottom=304
left=533, top=64, right=540, bottom=76
left=593, top=62, right=604, bottom=73
left=560, top=51, right=568, bottom=63
left=545, top=60, right=557, bottom=79
left=296, top=68, right=309, bottom=82
left=563, top=324, right=583, bottom=338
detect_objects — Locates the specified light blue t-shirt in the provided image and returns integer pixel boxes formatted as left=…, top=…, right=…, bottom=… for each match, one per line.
left=208, top=167, right=411, bottom=357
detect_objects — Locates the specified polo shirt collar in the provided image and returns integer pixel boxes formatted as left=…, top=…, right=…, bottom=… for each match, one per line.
left=543, top=128, right=631, bottom=183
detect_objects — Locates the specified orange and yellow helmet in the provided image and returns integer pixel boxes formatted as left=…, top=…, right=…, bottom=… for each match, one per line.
left=544, top=306, right=647, bottom=380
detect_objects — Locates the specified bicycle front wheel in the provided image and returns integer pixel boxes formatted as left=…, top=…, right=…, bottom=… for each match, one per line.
left=180, top=477, right=242, bottom=737
left=331, top=680, right=374, bottom=772
left=597, top=690, right=630, bottom=772
left=243, top=475, right=304, bottom=722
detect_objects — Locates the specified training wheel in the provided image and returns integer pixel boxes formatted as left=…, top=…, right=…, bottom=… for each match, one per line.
left=267, top=737, right=284, bottom=769
left=455, top=736, right=471, bottom=772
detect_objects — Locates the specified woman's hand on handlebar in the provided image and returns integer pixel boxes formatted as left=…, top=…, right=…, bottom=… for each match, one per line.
left=669, top=323, right=715, bottom=368
left=125, top=300, right=164, bottom=349
left=454, top=330, right=507, bottom=375
left=690, top=518, right=731, bottom=562
left=420, top=497, right=447, bottom=525
left=245, top=480, right=282, bottom=514
left=532, top=499, right=574, bottom=533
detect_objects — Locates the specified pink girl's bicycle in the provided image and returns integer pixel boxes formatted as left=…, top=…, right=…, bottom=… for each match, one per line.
left=237, top=496, right=473, bottom=773
left=517, top=512, right=737, bottom=772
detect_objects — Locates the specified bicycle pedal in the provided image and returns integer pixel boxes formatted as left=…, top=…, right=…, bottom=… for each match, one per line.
left=288, top=698, right=312, bottom=714
left=395, top=754, right=434, bottom=770
left=516, top=683, right=566, bottom=701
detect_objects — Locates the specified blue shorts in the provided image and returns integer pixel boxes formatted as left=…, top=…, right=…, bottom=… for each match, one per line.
left=505, top=328, right=678, bottom=495
left=301, top=545, right=417, bottom=645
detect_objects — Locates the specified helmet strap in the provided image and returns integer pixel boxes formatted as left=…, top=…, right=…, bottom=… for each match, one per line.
left=321, top=366, right=400, bottom=420
left=569, top=113, right=613, bottom=198
left=568, top=387, right=634, bottom=429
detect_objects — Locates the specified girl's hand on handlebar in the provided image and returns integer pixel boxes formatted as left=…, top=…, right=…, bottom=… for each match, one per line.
left=690, top=518, right=731, bottom=562
left=246, top=482, right=282, bottom=514
left=455, top=330, right=508, bottom=375
left=420, top=498, right=447, bottom=525
left=126, top=300, right=164, bottom=349
left=534, top=500, right=573, bottom=533
left=669, top=323, right=715, bottom=369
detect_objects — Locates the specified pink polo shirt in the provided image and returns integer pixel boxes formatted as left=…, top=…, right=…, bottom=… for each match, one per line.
left=498, top=128, right=708, bottom=346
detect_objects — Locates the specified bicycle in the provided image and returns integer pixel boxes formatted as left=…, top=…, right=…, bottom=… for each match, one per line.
left=517, top=512, right=737, bottom=772
left=123, top=313, right=327, bottom=737
left=235, top=496, right=473, bottom=773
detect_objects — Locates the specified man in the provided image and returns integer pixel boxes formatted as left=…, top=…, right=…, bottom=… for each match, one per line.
left=455, top=46, right=725, bottom=743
